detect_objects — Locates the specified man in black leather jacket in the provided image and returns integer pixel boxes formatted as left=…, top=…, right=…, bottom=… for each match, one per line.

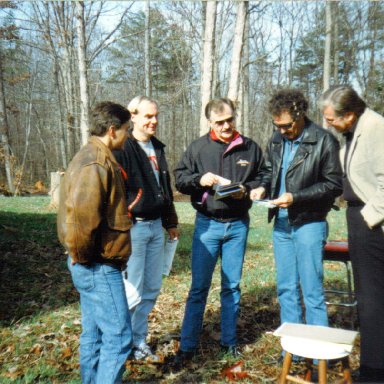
left=250, top=89, right=342, bottom=336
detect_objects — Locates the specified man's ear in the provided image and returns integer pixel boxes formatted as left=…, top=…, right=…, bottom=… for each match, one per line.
left=108, top=125, right=117, bottom=138
left=344, top=112, right=357, bottom=124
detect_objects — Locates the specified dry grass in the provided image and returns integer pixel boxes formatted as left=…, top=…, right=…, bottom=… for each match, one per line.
left=0, top=197, right=358, bottom=383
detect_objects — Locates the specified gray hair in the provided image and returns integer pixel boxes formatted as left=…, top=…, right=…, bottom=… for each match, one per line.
left=318, top=85, right=366, bottom=117
left=127, top=96, right=158, bottom=115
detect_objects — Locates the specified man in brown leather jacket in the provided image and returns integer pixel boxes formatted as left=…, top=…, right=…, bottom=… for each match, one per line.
left=57, top=101, right=133, bottom=384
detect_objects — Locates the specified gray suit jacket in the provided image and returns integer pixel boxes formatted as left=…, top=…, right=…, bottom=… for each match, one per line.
left=341, top=108, right=384, bottom=232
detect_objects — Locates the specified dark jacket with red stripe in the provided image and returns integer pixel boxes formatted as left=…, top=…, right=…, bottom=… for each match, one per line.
left=174, top=132, right=267, bottom=220
left=113, top=131, right=178, bottom=229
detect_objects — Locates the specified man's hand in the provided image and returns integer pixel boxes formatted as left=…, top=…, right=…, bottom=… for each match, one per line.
left=231, top=184, right=246, bottom=200
left=272, top=192, right=293, bottom=208
left=167, top=227, right=180, bottom=240
left=200, top=172, right=219, bottom=187
left=250, top=187, right=266, bottom=201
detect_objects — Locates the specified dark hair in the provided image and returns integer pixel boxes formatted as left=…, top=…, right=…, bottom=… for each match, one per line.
left=268, top=89, right=308, bottom=119
left=90, top=101, right=131, bottom=136
left=318, top=85, right=366, bottom=117
left=205, top=98, right=236, bottom=119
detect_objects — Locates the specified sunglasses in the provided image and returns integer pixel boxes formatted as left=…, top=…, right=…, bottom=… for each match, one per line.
left=211, top=116, right=235, bottom=126
left=272, top=120, right=296, bottom=130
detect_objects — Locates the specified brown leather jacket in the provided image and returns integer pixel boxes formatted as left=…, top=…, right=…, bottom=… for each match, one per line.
left=57, top=137, right=132, bottom=267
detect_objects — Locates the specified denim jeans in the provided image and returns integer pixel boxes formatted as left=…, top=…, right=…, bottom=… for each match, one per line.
left=122, top=218, right=164, bottom=347
left=180, top=212, right=249, bottom=351
left=272, top=218, right=328, bottom=326
left=67, top=257, right=132, bottom=384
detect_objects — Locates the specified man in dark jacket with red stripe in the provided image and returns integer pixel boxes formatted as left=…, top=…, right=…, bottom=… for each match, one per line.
left=173, top=98, right=267, bottom=365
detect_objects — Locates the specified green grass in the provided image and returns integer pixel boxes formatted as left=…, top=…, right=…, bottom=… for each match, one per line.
left=0, top=197, right=357, bottom=383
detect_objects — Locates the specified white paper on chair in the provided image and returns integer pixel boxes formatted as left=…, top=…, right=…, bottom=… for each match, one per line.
left=273, top=323, right=358, bottom=346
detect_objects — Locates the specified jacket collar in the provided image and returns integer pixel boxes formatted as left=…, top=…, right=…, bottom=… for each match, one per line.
left=128, top=128, right=165, bottom=149
left=88, top=136, right=119, bottom=165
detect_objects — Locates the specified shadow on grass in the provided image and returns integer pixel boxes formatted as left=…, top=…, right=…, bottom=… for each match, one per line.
left=0, top=211, right=77, bottom=326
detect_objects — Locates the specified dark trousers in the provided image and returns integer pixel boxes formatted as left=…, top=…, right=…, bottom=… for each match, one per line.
left=347, top=206, right=384, bottom=376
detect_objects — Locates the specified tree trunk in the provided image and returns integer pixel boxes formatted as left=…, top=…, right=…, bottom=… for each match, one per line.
left=50, top=171, right=64, bottom=208
left=145, top=0, right=151, bottom=96
left=323, top=1, right=332, bottom=92
left=76, top=1, right=90, bottom=146
left=0, top=49, right=15, bottom=194
left=323, top=0, right=332, bottom=127
left=332, top=1, right=339, bottom=83
left=199, top=0, right=217, bottom=136
left=242, top=3, right=250, bottom=137
left=227, top=1, right=247, bottom=102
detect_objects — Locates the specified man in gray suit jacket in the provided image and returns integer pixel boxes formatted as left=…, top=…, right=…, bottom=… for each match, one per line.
left=319, top=85, right=384, bottom=383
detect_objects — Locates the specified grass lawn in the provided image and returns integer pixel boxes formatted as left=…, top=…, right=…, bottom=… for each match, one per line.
left=0, top=196, right=358, bottom=383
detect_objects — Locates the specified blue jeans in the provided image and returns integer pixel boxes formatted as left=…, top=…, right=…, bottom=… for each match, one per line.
left=67, top=257, right=133, bottom=384
left=122, top=218, right=164, bottom=347
left=180, top=212, right=249, bottom=351
left=273, top=218, right=328, bottom=326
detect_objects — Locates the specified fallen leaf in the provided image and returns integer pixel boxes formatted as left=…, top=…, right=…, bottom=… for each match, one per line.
left=61, top=347, right=72, bottom=359
left=29, top=343, right=42, bottom=355
left=221, top=361, right=249, bottom=381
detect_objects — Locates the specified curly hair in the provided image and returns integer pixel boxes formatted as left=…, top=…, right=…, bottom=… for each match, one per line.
left=268, top=89, right=308, bottom=119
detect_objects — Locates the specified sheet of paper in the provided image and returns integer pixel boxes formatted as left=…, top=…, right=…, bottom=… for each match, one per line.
left=252, top=199, right=276, bottom=208
left=163, top=238, right=179, bottom=276
left=215, top=175, right=231, bottom=186
left=273, top=322, right=358, bottom=345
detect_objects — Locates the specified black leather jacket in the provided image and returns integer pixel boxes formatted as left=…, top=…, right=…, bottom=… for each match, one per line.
left=261, top=118, right=343, bottom=225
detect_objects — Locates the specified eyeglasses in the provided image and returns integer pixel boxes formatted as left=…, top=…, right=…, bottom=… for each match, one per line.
left=210, top=116, right=235, bottom=126
left=272, top=120, right=295, bottom=130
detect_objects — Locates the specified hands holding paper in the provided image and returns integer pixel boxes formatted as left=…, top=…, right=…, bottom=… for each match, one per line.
left=272, top=192, right=293, bottom=208
left=250, top=187, right=293, bottom=208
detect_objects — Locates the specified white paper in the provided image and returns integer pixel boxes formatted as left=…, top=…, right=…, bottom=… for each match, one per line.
left=215, top=175, right=231, bottom=186
left=253, top=199, right=276, bottom=208
left=274, top=322, right=358, bottom=345
left=123, top=278, right=141, bottom=310
left=163, top=238, right=179, bottom=276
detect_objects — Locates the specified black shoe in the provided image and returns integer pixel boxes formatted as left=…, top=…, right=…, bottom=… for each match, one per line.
left=171, top=349, right=195, bottom=370
left=221, top=345, right=242, bottom=358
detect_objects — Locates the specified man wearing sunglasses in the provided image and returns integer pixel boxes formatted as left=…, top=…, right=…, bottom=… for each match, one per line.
left=173, top=98, right=267, bottom=367
left=250, top=89, right=342, bottom=346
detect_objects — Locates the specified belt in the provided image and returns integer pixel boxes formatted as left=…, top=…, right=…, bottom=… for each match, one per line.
left=347, top=201, right=364, bottom=207
left=201, top=212, right=247, bottom=223
left=135, top=217, right=160, bottom=222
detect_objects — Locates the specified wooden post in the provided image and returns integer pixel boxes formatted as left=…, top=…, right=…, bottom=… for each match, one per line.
left=50, top=171, right=64, bottom=208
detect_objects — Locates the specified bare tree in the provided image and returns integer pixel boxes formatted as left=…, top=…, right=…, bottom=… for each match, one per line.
left=323, top=0, right=332, bottom=92
left=0, top=48, right=15, bottom=194
left=199, top=0, right=217, bottom=136
left=145, top=0, right=151, bottom=96
left=76, top=1, right=90, bottom=145
left=227, top=1, right=247, bottom=102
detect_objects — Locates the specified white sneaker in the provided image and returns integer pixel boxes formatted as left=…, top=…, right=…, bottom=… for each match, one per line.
left=133, top=344, right=160, bottom=362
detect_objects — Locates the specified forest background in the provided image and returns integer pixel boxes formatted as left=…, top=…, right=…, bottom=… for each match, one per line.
left=1, top=0, right=384, bottom=194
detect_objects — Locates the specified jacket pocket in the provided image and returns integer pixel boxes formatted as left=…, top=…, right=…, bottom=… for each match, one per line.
left=102, top=215, right=132, bottom=259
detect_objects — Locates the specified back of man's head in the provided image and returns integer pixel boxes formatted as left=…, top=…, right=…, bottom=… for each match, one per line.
left=127, top=96, right=158, bottom=115
left=205, top=98, right=236, bottom=120
left=90, top=102, right=131, bottom=137
left=318, top=85, right=366, bottom=117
